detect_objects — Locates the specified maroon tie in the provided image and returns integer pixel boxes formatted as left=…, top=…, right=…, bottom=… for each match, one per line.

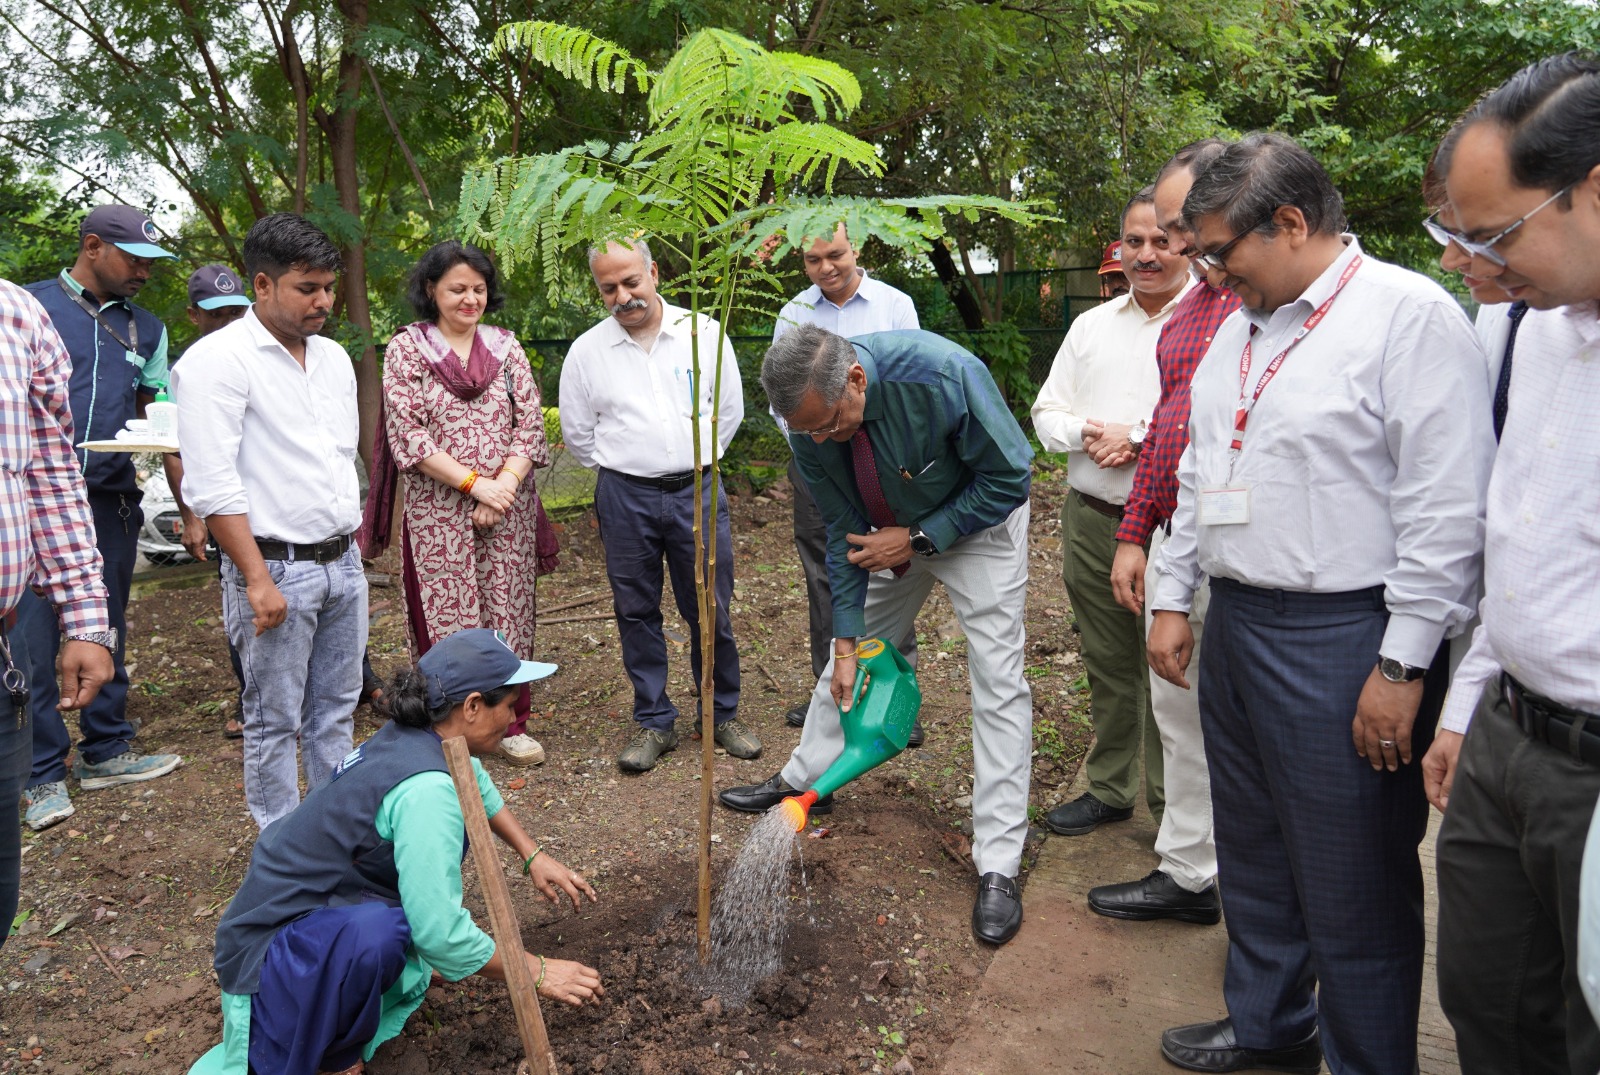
left=850, top=428, right=909, bottom=577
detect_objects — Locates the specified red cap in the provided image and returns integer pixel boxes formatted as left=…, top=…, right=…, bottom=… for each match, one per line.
left=1097, top=241, right=1123, bottom=275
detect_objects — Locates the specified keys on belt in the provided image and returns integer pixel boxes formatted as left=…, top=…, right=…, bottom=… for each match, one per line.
left=1503, top=672, right=1600, bottom=767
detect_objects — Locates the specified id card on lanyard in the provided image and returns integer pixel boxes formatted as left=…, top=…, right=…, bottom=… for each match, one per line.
left=1200, top=254, right=1364, bottom=527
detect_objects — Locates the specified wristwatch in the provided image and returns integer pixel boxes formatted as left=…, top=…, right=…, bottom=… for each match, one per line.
left=1129, top=420, right=1149, bottom=450
left=909, top=529, right=939, bottom=557
left=67, top=629, right=118, bottom=652
left=1378, top=657, right=1426, bottom=683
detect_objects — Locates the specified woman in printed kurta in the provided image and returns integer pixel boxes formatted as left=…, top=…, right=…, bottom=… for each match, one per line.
left=358, top=241, right=557, bottom=765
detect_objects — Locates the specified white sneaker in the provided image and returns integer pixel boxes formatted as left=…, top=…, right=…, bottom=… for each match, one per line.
left=497, top=733, right=545, bottom=767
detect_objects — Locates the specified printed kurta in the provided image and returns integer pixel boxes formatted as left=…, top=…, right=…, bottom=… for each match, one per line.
left=382, top=329, right=550, bottom=658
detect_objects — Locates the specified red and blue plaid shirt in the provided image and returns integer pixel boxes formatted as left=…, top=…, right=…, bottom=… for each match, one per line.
left=0, top=279, right=109, bottom=633
left=1116, top=280, right=1243, bottom=545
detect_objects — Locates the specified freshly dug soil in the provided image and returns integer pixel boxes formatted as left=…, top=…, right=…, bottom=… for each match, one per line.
left=1, top=475, right=1090, bottom=1074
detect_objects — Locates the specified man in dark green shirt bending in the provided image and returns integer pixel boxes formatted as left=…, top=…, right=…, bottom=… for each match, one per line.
left=721, top=325, right=1035, bottom=946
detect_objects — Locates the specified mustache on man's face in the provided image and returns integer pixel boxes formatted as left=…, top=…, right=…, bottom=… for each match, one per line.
left=610, top=298, right=649, bottom=315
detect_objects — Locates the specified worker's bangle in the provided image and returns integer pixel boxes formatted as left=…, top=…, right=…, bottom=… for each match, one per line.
left=534, top=954, right=548, bottom=990
left=459, top=470, right=479, bottom=494
left=521, top=846, right=542, bottom=875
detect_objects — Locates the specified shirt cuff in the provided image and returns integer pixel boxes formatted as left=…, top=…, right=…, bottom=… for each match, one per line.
left=1439, top=690, right=1481, bottom=735
left=917, top=512, right=960, bottom=558
left=833, top=605, right=867, bottom=640
left=57, top=597, right=112, bottom=637
left=1115, top=502, right=1158, bottom=545
left=1379, top=613, right=1446, bottom=670
left=1149, top=571, right=1195, bottom=615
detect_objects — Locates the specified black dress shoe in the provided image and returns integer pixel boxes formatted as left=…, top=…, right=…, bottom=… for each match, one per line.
left=1161, top=1017, right=1321, bottom=1074
left=906, top=719, right=926, bottom=748
left=1088, top=869, right=1222, bottom=925
left=717, top=773, right=835, bottom=814
left=785, top=704, right=808, bottom=728
left=1044, top=791, right=1133, bottom=836
left=971, top=872, right=1022, bottom=945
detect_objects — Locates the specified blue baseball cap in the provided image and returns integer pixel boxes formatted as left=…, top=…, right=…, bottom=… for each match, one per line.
left=81, top=204, right=176, bottom=259
left=188, top=264, right=251, bottom=310
left=419, top=628, right=557, bottom=710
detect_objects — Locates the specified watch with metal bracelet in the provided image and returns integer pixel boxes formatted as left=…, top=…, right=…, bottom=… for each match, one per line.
left=66, top=629, right=118, bottom=652
left=1378, top=656, right=1426, bottom=683
left=909, top=528, right=938, bottom=557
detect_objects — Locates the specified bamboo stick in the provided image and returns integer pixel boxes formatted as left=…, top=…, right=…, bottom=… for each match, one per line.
left=536, top=592, right=602, bottom=616
left=442, top=735, right=559, bottom=1075
left=537, top=611, right=614, bottom=626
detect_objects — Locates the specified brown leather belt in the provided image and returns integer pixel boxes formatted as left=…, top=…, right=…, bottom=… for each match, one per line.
left=1504, top=673, right=1600, bottom=767
left=1074, top=489, right=1125, bottom=520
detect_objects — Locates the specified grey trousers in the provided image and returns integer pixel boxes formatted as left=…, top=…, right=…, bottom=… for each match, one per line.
left=781, top=503, right=1033, bottom=876
left=1147, top=525, right=1217, bottom=893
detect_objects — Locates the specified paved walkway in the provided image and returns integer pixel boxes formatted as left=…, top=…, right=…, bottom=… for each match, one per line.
left=939, top=799, right=1456, bottom=1074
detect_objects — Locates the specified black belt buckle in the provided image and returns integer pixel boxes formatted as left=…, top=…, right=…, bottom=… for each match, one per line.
left=1505, top=673, right=1600, bottom=766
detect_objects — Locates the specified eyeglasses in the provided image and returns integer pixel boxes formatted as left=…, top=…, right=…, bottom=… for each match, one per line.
left=1191, top=212, right=1273, bottom=273
left=786, top=399, right=848, bottom=439
left=1422, top=183, right=1574, bottom=267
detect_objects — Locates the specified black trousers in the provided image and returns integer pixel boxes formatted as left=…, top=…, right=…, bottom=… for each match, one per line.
left=1437, top=683, right=1600, bottom=1075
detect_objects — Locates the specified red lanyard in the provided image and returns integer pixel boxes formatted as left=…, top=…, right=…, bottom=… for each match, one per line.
left=1230, top=254, right=1363, bottom=451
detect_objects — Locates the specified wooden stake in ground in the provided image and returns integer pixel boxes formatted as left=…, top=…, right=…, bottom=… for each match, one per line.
left=442, top=735, right=559, bottom=1075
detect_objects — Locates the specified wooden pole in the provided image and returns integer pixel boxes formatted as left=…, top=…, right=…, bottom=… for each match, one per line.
left=442, top=735, right=560, bottom=1075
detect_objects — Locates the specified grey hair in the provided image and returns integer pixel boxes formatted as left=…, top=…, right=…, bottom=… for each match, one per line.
left=761, top=324, right=856, bottom=420
left=587, top=237, right=653, bottom=269
left=1182, top=132, right=1347, bottom=238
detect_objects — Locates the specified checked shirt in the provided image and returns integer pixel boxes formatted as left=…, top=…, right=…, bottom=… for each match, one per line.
left=0, top=279, right=109, bottom=633
left=1116, top=280, right=1242, bottom=545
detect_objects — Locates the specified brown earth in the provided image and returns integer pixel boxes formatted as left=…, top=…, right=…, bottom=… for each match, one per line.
left=1, top=473, right=1090, bottom=1074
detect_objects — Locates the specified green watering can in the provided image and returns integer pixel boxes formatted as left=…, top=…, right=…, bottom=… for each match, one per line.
left=777, top=637, right=922, bottom=831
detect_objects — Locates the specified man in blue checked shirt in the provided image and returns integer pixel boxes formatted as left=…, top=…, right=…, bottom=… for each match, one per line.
left=17, top=205, right=183, bottom=832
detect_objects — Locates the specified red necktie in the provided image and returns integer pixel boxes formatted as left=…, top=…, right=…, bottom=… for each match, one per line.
left=850, top=428, right=909, bottom=577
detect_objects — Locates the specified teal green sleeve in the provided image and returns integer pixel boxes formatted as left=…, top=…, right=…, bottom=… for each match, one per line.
left=141, top=325, right=169, bottom=390
left=374, top=766, right=500, bottom=981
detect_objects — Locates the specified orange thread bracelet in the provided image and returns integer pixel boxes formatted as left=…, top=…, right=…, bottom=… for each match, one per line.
left=459, top=470, right=478, bottom=494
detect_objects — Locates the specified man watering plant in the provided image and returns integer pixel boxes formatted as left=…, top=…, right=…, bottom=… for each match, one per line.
left=722, top=325, right=1035, bottom=947
left=187, top=628, right=602, bottom=1075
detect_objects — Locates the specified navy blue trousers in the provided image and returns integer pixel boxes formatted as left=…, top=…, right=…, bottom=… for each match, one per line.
left=249, top=902, right=411, bottom=1075
left=594, top=469, right=740, bottom=731
left=16, top=490, right=140, bottom=783
left=0, top=623, right=31, bottom=955
left=1200, top=578, right=1446, bottom=1075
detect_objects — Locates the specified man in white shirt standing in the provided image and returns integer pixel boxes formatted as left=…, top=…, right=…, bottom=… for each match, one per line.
left=772, top=225, right=921, bottom=736
left=561, top=239, right=761, bottom=773
left=1426, top=53, right=1600, bottom=1075
left=1031, top=187, right=1198, bottom=852
left=172, top=214, right=366, bottom=830
left=1146, top=134, right=1493, bottom=1075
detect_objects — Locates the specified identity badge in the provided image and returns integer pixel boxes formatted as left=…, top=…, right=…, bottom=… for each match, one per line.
left=1198, top=485, right=1250, bottom=526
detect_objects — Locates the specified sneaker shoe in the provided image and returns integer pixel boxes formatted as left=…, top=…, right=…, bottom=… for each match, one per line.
left=21, top=781, right=74, bottom=831
left=618, top=727, right=679, bottom=773
left=497, top=733, right=546, bottom=767
left=73, top=750, right=183, bottom=791
left=713, top=718, right=763, bottom=759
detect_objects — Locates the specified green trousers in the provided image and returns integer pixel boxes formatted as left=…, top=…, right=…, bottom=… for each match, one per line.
left=1061, top=491, right=1162, bottom=819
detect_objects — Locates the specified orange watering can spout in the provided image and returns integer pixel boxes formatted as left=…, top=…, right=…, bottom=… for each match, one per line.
left=777, top=790, right=818, bottom=832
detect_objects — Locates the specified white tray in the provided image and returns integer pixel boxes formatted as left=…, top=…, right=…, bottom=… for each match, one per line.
left=78, top=438, right=180, bottom=454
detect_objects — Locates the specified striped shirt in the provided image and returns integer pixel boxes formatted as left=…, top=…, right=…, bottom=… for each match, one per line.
left=0, top=280, right=110, bottom=634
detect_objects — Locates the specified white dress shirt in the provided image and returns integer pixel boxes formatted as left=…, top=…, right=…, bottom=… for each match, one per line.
left=773, top=270, right=919, bottom=341
left=171, top=308, right=361, bottom=544
left=1441, top=302, right=1600, bottom=731
left=559, top=299, right=743, bottom=477
left=1030, top=280, right=1194, bottom=504
left=1152, top=238, right=1494, bottom=668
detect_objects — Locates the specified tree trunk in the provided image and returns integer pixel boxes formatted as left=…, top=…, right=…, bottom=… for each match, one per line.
left=925, top=237, right=988, bottom=333
left=330, top=0, right=381, bottom=471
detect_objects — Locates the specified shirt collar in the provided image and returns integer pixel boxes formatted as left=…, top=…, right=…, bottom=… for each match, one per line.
left=853, top=341, right=885, bottom=423
left=1561, top=299, right=1600, bottom=345
left=1110, top=276, right=1197, bottom=321
left=803, top=269, right=877, bottom=311
left=603, top=297, right=690, bottom=348
left=240, top=305, right=323, bottom=367
left=1244, top=234, right=1362, bottom=330
left=58, top=268, right=126, bottom=311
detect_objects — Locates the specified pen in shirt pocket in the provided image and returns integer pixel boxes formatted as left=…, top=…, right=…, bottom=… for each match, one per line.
left=899, top=460, right=937, bottom=481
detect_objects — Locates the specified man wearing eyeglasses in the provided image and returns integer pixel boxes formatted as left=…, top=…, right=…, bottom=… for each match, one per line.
left=1145, top=133, right=1493, bottom=1075
left=1424, top=53, right=1600, bottom=1075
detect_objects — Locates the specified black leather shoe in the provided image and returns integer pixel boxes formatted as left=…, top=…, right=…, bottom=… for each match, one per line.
left=1088, top=870, right=1222, bottom=925
left=1045, top=791, right=1133, bottom=836
left=785, top=704, right=808, bottom=728
left=1160, top=1018, right=1321, bottom=1074
left=906, top=719, right=926, bottom=748
left=971, top=872, right=1022, bottom=945
left=717, top=773, right=834, bottom=815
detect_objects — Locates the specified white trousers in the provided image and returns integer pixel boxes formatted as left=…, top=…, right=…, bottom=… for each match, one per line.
left=1147, top=525, right=1217, bottom=892
left=782, top=504, right=1034, bottom=877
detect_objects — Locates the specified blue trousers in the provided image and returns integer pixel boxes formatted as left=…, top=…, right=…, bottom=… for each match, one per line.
left=249, top=902, right=411, bottom=1075
left=595, top=469, right=739, bottom=732
left=0, top=623, right=31, bottom=954
left=16, top=490, right=140, bottom=784
left=1200, top=578, right=1446, bottom=1075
